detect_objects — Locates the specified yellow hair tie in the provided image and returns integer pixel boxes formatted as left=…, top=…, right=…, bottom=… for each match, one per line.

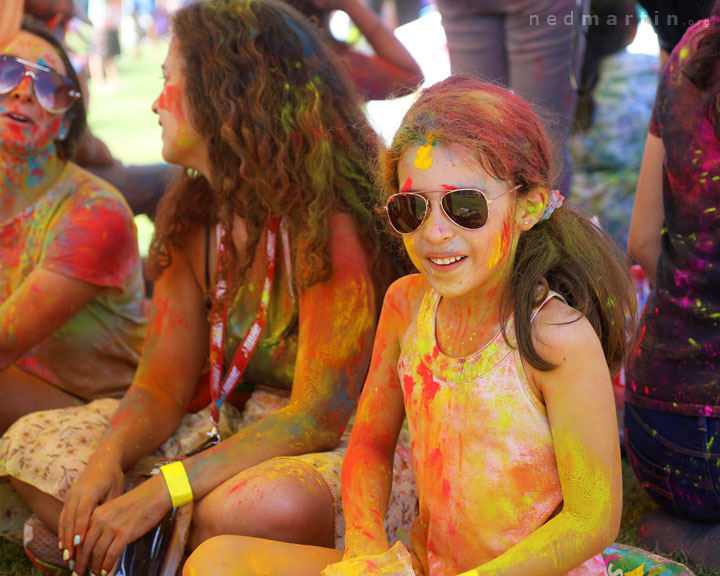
left=160, top=461, right=193, bottom=508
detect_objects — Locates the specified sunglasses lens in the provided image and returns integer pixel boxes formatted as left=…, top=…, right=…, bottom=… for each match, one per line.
left=34, top=69, right=74, bottom=114
left=442, top=189, right=489, bottom=229
left=387, top=194, right=427, bottom=234
left=0, top=56, right=25, bottom=95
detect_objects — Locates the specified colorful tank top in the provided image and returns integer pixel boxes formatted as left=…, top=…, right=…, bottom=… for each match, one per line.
left=398, top=288, right=604, bottom=576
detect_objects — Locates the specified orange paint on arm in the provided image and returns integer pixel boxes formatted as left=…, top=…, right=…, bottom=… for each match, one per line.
left=342, top=276, right=421, bottom=559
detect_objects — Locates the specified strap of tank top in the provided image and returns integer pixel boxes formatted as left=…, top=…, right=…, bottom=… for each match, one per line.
left=530, top=290, right=567, bottom=324
left=415, top=288, right=441, bottom=343
left=203, top=223, right=213, bottom=313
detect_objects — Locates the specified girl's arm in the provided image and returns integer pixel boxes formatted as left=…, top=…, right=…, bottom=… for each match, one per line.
left=341, top=274, right=418, bottom=558
left=60, top=231, right=211, bottom=567
left=70, top=214, right=380, bottom=576
left=464, top=302, right=622, bottom=576
left=628, top=133, right=666, bottom=282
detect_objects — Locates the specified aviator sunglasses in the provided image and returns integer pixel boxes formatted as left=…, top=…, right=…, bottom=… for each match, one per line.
left=0, top=55, right=81, bottom=115
left=385, top=184, right=522, bottom=235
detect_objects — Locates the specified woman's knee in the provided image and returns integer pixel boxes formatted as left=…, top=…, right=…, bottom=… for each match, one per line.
left=192, top=459, right=335, bottom=545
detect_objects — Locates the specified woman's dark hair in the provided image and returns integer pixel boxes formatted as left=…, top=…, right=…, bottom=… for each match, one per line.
left=147, top=0, right=392, bottom=304
left=20, top=15, right=86, bottom=159
left=379, top=75, right=637, bottom=375
left=682, top=0, right=720, bottom=140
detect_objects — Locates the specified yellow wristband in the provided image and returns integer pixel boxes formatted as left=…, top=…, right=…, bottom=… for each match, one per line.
left=456, top=570, right=480, bottom=576
left=160, top=461, right=193, bottom=508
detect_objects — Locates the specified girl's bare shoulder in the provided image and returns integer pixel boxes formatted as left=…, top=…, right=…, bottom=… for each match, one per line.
left=530, top=297, right=602, bottom=366
left=382, top=273, right=428, bottom=329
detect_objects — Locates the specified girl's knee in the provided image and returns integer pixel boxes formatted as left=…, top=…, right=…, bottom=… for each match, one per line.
left=184, top=536, right=253, bottom=576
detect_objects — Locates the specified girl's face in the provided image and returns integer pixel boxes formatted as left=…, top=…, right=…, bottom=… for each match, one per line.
left=152, top=37, right=208, bottom=175
left=397, top=144, right=523, bottom=301
left=0, top=31, right=68, bottom=154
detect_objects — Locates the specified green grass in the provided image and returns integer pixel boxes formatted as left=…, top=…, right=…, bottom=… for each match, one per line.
left=86, top=39, right=169, bottom=256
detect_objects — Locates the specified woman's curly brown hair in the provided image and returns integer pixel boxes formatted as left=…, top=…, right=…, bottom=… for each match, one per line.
left=147, top=0, right=391, bottom=303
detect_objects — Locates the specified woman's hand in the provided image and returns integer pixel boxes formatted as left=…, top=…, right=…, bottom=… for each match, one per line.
left=73, top=474, right=172, bottom=576
left=58, top=456, right=126, bottom=566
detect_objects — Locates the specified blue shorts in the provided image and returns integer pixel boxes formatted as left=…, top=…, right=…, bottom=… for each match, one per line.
left=624, top=402, right=720, bottom=522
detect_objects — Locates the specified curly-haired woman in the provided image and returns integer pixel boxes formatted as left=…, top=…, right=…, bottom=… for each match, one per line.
left=0, top=2, right=404, bottom=574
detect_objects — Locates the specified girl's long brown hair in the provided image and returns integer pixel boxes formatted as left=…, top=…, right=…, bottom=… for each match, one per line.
left=147, top=0, right=392, bottom=303
left=379, top=76, right=637, bottom=375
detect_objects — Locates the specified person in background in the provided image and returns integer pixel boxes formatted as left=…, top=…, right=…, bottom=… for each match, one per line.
left=0, top=15, right=146, bottom=553
left=433, top=0, right=586, bottom=195
left=283, top=0, right=423, bottom=100
left=626, top=0, right=720, bottom=568
left=637, top=0, right=714, bottom=67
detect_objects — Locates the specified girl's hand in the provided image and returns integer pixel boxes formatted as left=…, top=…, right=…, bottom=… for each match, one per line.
left=58, top=456, right=125, bottom=567
left=73, top=474, right=172, bottom=576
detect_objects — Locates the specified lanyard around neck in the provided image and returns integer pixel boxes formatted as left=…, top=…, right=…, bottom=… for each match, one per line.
left=208, top=217, right=281, bottom=437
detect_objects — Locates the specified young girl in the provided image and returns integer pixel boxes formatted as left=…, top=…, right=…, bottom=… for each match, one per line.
left=185, top=76, right=638, bottom=575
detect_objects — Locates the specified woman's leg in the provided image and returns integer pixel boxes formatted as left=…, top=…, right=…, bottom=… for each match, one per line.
left=189, top=457, right=337, bottom=550
left=434, top=1, right=507, bottom=81
left=0, top=366, right=81, bottom=434
left=10, top=479, right=63, bottom=534
left=183, top=535, right=342, bottom=576
left=505, top=0, right=581, bottom=193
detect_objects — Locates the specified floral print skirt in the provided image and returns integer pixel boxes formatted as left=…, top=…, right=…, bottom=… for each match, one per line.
left=0, top=390, right=417, bottom=549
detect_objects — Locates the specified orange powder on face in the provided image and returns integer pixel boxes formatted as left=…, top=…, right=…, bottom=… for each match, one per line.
left=486, top=214, right=513, bottom=269
left=158, top=84, right=199, bottom=149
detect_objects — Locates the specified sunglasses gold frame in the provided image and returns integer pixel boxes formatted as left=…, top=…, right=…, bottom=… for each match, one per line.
left=385, top=184, right=522, bottom=235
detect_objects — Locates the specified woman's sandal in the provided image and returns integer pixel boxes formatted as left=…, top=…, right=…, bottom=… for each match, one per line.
left=23, top=515, right=67, bottom=574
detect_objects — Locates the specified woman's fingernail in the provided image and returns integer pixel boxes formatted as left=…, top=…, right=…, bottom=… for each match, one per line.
left=58, top=540, right=63, bottom=550
left=101, top=570, right=108, bottom=576
left=73, top=534, right=81, bottom=546
left=72, top=572, right=79, bottom=576
left=63, top=549, right=70, bottom=561
left=90, top=572, right=97, bottom=576
left=69, top=559, right=75, bottom=570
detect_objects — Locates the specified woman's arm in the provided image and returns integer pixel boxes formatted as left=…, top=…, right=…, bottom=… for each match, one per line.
left=0, top=0, right=22, bottom=47
left=341, top=274, right=418, bottom=559
left=315, top=0, right=423, bottom=91
left=0, top=269, right=101, bottom=371
left=60, top=234, right=211, bottom=568
left=628, top=133, right=666, bottom=282
left=464, top=302, right=622, bottom=576
left=181, top=213, right=379, bottom=497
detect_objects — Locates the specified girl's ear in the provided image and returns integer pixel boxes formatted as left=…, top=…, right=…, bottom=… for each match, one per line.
left=517, top=188, right=548, bottom=231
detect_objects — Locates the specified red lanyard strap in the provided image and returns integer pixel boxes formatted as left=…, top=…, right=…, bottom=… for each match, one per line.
left=209, top=217, right=281, bottom=433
